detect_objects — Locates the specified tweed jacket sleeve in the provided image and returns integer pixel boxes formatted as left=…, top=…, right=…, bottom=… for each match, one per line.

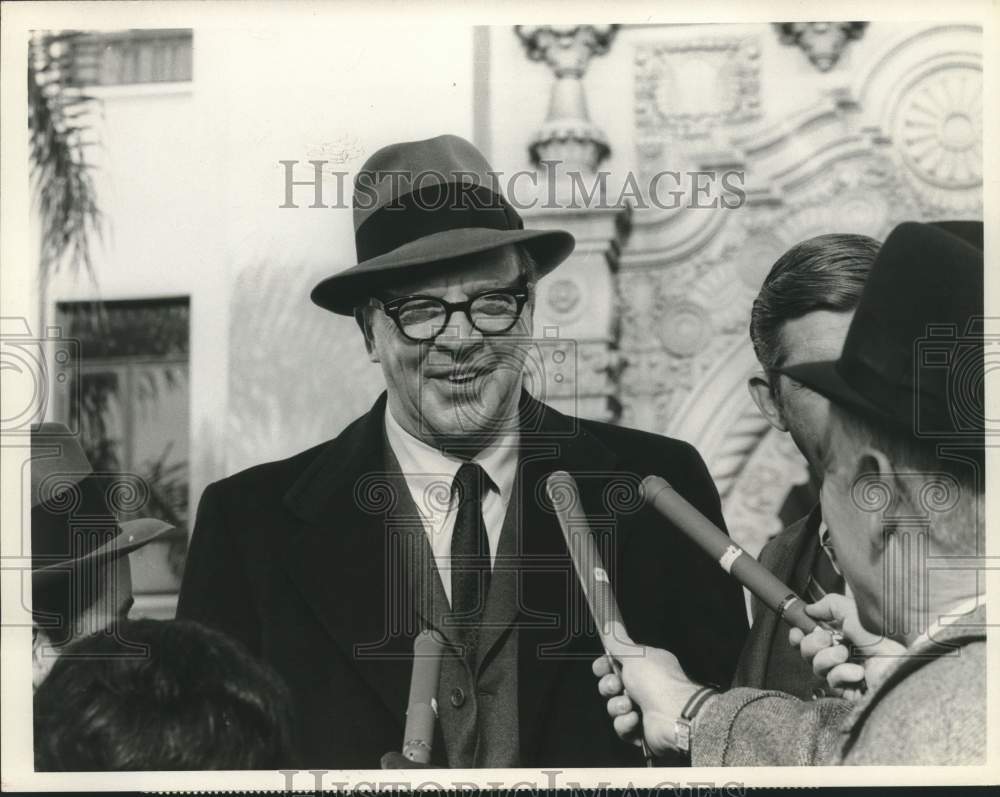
left=690, top=688, right=852, bottom=766
left=690, top=614, right=987, bottom=766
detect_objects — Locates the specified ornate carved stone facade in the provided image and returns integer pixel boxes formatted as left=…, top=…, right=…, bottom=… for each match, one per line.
left=773, top=22, right=868, bottom=72
left=635, top=36, right=762, bottom=154
left=518, top=23, right=983, bottom=550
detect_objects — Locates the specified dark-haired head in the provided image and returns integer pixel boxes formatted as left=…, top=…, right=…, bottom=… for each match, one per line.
left=747, top=233, right=880, bottom=477
left=34, top=619, right=295, bottom=770
left=750, top=233, right=881, bottom=374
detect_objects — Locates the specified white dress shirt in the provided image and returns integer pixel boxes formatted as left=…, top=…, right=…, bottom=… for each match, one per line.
left=384, top=406, right=518, bottom=605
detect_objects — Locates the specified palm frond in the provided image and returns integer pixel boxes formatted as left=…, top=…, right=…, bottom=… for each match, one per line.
left=28, top=30, right=104, bottom=284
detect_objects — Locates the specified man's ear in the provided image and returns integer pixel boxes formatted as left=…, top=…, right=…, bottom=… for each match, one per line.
left=354, top=306, right=380, bottom=364
left=852, top=446, right=896, bottom=554
left=748, top=371, right=786, bottom=432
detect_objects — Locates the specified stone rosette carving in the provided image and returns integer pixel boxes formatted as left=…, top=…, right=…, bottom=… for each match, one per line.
left=515, top=25, right=618, bottom=172
left=541, top=277, right=585, bottom=323
left=890, top=63, right=982, bottom=213
left=656, top=300, right=711, bottom=358
left=617, top=247, right=757, bottom=436
left=773, top=21, right=868, bottom=72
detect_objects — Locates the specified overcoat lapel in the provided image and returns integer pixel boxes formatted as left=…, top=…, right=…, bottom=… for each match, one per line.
left=378, top=439, right=454, bottom=644
left=280, top=393, right=416, bottom=727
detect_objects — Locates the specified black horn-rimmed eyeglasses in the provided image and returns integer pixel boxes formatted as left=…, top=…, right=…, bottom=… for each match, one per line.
left=374, top=283, right=531, bottom=342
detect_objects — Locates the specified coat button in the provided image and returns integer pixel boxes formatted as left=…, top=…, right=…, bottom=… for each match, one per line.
left=450, top=687, right=466, bottom=708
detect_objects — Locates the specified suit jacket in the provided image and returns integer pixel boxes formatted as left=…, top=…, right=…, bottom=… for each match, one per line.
left=177, top=391, right=748, bottom=769
left=693, top=605, right=987, bottom=765
left=730, top=506, right=835, bottom=699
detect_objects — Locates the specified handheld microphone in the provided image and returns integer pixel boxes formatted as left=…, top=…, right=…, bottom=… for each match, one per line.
left=401, top=629, right=445, bottom=765
left=641, top=474, right=818, bottom=634
left=546, top=471, right=654, bottom=765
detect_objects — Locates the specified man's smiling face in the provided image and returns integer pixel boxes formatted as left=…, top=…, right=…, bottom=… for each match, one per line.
left=361, top=245, right=534, bottom=449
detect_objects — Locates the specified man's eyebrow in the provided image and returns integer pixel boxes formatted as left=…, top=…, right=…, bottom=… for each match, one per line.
left=467, top=281, right=523, bottom=293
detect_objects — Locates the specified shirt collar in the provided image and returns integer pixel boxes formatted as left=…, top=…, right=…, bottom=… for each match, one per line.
left=383, top=404, right=518, bottom=503
left=911, top=593, right=985, bottom=650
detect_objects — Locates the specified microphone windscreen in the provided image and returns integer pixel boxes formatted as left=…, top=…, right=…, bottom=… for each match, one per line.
left=546, top=471, right=629, bottom=656
left=402, top=629, right=445, bottom=764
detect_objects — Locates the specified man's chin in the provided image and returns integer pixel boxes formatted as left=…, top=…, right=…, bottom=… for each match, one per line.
left=424, top=411, right=510, bottom=444
left=421, top=395, right=518, bottom=444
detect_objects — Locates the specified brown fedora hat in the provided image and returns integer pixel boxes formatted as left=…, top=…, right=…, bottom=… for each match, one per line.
left=310, top=134, right=575, bottom=315
left=780, top=221, right=984, bottom=441
left=31, top=422, right=174, bottom=583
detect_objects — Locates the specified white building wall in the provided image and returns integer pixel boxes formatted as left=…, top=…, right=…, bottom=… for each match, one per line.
left=44, top=23, right=476, bottom=507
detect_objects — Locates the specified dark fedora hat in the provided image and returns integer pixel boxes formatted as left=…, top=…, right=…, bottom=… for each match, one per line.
left=310, top=134, right=575, bottom=315
left=31, top=423, right=173, bottom=583
left=781, top=220, right=984, bottom=441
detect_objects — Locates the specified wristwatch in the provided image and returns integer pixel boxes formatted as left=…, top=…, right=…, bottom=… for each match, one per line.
left=673, top=685, right=719, bottom=755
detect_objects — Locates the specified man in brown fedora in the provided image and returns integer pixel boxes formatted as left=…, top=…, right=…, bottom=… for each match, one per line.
left=30, top=422, right=173, bottom=688
left=178, top=134, right=748, bottom=768
left=594, top=220, right=986, bottom=765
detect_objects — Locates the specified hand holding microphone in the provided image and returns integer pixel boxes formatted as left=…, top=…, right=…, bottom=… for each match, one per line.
left=592, top=643, right=709, bottom=757
left=789, top=594, right=906, bottom=701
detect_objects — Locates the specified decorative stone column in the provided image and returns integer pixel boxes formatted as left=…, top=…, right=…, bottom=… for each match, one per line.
left=515, top=25, right=617, bottom=175
left=513, top=25, right=629, bottom=423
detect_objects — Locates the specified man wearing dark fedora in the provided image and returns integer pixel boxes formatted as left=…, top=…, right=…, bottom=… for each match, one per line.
left=178, top=134, right=748, bottom=768
left=30, top=422, right=173, bottom=688
left=594, top=220, right=986, bottom=765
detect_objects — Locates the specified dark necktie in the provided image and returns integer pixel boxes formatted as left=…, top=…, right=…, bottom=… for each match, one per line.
left=450, top=462, right=492, bottom=660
